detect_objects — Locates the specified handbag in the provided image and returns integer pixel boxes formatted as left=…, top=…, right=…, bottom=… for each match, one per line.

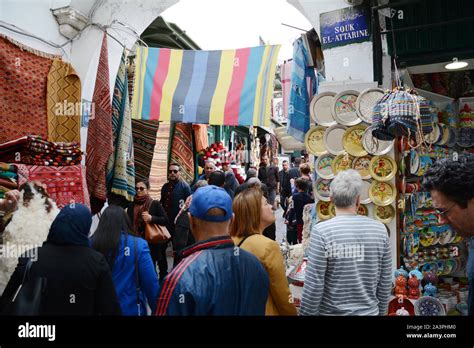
left=4, top=258, right=47, bottom=315
left=145, top=222, right=171, bottom=244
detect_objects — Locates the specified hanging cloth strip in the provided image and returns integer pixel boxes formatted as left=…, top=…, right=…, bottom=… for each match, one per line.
left=46, top=58, right=82, bottom=143
left=86, top=33, right=114, bottom=214
left=148, top=122, right=171, bottom=200
left=106, top=49, right=136, bottom=202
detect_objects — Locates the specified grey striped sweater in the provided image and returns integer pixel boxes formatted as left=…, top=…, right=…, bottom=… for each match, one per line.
left=299, top=215, right=392, bottom=316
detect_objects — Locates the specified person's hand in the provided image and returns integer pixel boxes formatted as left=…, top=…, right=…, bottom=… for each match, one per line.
left=1, top=190, right=20, bottom=214
left=142, top=212, right=152, bottom=223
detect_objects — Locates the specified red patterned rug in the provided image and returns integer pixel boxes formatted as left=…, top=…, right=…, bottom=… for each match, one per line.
left=170, top=123, right=194, bottom=185
left=86, top=33, right=113, bottom=214
left=0, top=36, right=53, bottom=143
left=26, top=165, right=90, bottom=209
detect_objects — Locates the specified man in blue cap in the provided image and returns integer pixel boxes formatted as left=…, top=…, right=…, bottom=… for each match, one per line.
left=155, top=185, right=269, bottom=316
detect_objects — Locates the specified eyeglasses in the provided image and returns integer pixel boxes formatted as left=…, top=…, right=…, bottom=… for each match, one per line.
left=435, top=203, right=456, bottom=217
left=135, top=187, right=146, bottom=191
left=169, top=170, right=179, bottom=174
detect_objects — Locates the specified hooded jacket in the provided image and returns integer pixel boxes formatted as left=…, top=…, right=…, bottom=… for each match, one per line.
left=0, top=204, right=121, bottom=315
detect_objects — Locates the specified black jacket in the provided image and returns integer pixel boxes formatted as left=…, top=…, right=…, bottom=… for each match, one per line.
left=127, top=200, right=169, bottom=236
left=0, top=244, right=121, bottom=315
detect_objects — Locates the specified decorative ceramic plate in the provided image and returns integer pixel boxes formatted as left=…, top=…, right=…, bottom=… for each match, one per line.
left=332, top=90, right=361, bottom=126
left=331, top=153, right=354, bottom=175
left=436, top=260, right=446, bottom=276
left=316, top=201, right=332, bottom=220
left=329, top=202, right=336, bottom=218
left=357, top=204, right=368, bottom=216
left=424, top=123, right=440, bottom=144
left=305, top=126, right=328, bottom=156
left=420, top=228, right=436, bottom=247
left=388, top=297, right=415, bottom=316
left=360, top=180, right=372, bottom=204
left=414, top=297, right=446, bottom=316
left=310, top=92, right=337, bottom=127
left=439, top=228, right=453, bottom=246
left=315, top=153, right=335, bottom=179
left=447, top=126, right=457, bottom=148
left=369, top=155, right=397, bottom=182
left=315, top=178, right=332, bottom=202
left=374, top=204, right=395, bottom=224
left=369, top=181, right=396, bottom=206
left=356, top=88, right=384, bottom=124
left=342, top=124, right=368, bottom=156
left=437, top=124, right=450, bottom=146
left=323, top=124, right=347, bottom=155
left=362, top=126, right=394, bottom=155
left=352, top=155, right=372, bottom=179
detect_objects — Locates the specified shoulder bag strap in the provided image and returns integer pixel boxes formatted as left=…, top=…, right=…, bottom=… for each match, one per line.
left=11, top=258, right=32, bottom=302
left=133, top=238, right=141, bottom=316
left=237, top=235, right=251, bottom=248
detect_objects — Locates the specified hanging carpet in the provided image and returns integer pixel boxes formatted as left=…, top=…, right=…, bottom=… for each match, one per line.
left=170, top=123, right=194, bottom=186
left=148, top=122, right=171, bottom=200
left=131, top=119, right=160, bottom=182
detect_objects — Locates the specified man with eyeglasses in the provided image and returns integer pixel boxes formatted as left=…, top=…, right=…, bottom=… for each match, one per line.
left=160, top=164, right=192, bottom=275
left=422, top=153, right=474, bottom=315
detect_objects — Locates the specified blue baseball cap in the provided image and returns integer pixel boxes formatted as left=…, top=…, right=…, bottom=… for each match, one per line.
left=189, top=185, right=233, bottom=222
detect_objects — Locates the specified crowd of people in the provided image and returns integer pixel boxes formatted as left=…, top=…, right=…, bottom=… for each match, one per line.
left=0, top=153, right=473, bottom=316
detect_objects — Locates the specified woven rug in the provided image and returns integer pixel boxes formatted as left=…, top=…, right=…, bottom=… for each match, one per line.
left=170, top=123, right=194, bottom=185
left=86, top=33, right=113, bottom=213
left=132, top=120, right=160, bottom=182
left=192, top=124, right=208, bottom=153
left=26, top=165, right=90, bottom=209
left=106, top=50, right=135, bottom=202
left=0, top=36, right=52, bottom=143
left=46, top=58, right=81, bottom=143
left=149, top=122, right=171, bottom=200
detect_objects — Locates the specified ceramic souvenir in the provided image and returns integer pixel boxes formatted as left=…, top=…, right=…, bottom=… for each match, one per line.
left=369, top=155, right=397, bottom=182
left=409, top=267, right=423, bottom=281
left=357, top=204, right=368, bottom=216
left=316, top=201, right=332, bottom=220
left=356, top=88, right=384, bottom=124
left=352, top=155, right=372, bottom=179
left=342, top=125, right=368, bottom=156
left=394, top=275, right=408, bottom=297
left=374, top=204, right=395, bottom=224
left=310, top=92, right=337, bottom=127
left=395, top=307, right=410, bottom=316
left=423, top=283, right=437, bottom=297
left=332, top=90, right=361, bottom=126
left=369, top=181, right=396, bottom=206
left=315, top=178, right=332, bottom=202
left=414, top=296, right=446, bottom=316
left=394, top=266, right=409, bottom=279
left=315, top=153, right=335, bottom=179
left=388, top=297, right=415, bottom=316
left=323, top=124, right=347, bottom=155
left=331, top=153, right=354, bottom=175
left=408, top=275, right=421, bottom=300
left=305, top=126, right=328, bottom=156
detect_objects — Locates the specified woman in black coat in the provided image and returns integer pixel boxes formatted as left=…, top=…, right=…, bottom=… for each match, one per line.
left=127, top=178, right=169, bottom=280
left=0, top=203, right=121, bottom=315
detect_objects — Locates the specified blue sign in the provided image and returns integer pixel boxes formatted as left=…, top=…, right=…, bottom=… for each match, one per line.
left=320, top=5, right=371, bottom=50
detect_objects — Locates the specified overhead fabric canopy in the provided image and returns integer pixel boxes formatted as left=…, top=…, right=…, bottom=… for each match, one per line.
left=131, top=45, right=281, bottom=126
left=274, top=126, right=305, bottom=152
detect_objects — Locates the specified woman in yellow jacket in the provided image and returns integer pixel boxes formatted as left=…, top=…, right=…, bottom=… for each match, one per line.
left=230, top=187, right=297, bottom=315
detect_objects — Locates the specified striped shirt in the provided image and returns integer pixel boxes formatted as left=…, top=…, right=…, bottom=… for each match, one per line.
left=299, top=215, right=392, bottom=316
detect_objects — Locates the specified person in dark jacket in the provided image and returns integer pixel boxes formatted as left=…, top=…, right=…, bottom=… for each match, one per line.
left=279, top=160, right=291, bottom=213
left=258, top=155, right=279, bottom=208
left=156, top=185, right=269, bottom=315
left=222, top=161, right=239, bottom=199
left=160, top=164, right=192, bottom=278
left=288, top=178, right=314, bottom=243
left=0, top=204, right=121, bottom=315
left=92, top=205, right=159, bottom=315
left=128, top=178, right=169, bottom=281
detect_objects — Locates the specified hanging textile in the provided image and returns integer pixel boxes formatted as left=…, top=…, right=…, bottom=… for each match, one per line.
left=26, top=165, right=90, bottom=209
left=106, top=50, right=136, bottom=202
left=287, top=38, right=317, bottom=142
left=130, top=45, right=281, bottom=126
left=148, top=123, right=171, bottom=200
left=193, top=124, right=209, bottom=153
left=46, top=58, right=82, bottom=143
left=281, top=60, right=293, bottom=119
left=170, top=123, right=194, bottom=185
left=86, top=33, right=113, bottom=214
left=0, top=36, right=53, bottom=143
left=131, top=120, right=160, bottom=182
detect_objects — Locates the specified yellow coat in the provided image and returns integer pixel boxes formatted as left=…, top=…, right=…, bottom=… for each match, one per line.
left=232, top=234, right=297, bottom=316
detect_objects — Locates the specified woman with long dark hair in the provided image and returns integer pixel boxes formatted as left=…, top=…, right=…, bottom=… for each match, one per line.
left=91, top=205, right=159, bottom=316
left=127, top=178, right=169, bottom=280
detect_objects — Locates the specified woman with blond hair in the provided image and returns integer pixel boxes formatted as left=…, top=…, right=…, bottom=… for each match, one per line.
left=230, top=187, right=297, bottom=315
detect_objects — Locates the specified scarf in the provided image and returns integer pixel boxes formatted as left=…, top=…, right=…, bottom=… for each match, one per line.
left=133, top=194, right=153, bottom=235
